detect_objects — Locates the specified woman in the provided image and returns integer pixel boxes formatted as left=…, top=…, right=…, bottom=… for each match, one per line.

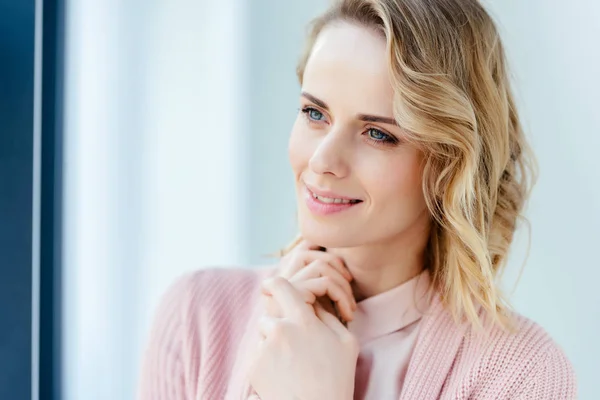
left=138, top=0, right=577, bottom=399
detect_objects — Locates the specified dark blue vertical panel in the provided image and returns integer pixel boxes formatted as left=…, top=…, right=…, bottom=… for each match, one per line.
left=1, top=0, right=64, bottom=398
left=39, top=0, right=64, bottom=398
left=0, top=0, right=36, bottom=398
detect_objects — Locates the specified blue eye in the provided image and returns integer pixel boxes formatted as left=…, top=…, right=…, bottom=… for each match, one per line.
left=302, top=107, right=325, bottom=121
left=367, top=128, right=390, bottom=141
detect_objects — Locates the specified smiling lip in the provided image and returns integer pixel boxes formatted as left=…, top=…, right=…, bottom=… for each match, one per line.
left=303, top=184, right=363, bottom=216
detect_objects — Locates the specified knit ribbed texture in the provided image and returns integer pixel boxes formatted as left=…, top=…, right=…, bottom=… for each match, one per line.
left=138, top=267, right=577, bottom=400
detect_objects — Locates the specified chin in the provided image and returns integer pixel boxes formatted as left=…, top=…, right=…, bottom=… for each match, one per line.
left=299, top=217, right=364, bottom=249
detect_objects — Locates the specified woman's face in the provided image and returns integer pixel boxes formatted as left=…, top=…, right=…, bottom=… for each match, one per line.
left=289, top=22, right=430, bottom=249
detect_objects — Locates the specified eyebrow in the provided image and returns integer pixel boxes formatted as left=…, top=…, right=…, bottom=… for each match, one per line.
left=301, top=91, right=399, bottom=127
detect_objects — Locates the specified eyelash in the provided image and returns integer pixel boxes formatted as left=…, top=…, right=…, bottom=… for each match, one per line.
left=300, top=106, right=399, bottom=146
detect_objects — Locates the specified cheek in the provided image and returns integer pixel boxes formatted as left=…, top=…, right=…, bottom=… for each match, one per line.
left=368, top=151, right=425, bottom=208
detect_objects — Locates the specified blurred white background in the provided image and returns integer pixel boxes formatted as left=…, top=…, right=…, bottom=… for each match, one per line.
left=61, top=0, right=599, bottom=399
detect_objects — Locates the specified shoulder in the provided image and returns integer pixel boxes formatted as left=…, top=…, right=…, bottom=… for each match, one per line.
left=504, top=312, right=576, bottom=398
left=466, top=310, right=577, bottom=399
left=138, top=266, right=277, bottom=399
left=161, top=265, right=278, bottom=318
left=176, top=265, right=275, bottom=292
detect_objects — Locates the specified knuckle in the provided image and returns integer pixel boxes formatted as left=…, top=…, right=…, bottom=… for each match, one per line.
left=300, top=288, right=316, bottom=302
left=321, top=275, right=334, bottom=286
left=328, top=254, right=341, bottom=264
left=263, top=299, right=281, bottom=317
left=341, top=332, right=359, bottom=352
left=270, top=276, right=287, bottom=287
left=311, top=259, right=327, bottom=270
left=262, top=276, right=286, bottom=293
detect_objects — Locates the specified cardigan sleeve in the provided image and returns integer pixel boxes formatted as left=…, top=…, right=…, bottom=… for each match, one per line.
left=516, top=344, right=577, bottom=400
left=138, top=273, right=198, bottom=400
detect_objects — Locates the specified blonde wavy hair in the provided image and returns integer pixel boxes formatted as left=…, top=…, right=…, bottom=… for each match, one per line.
left=282, top=0, right=537, bottom=332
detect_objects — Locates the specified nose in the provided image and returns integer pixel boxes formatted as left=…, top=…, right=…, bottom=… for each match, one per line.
left=308, top=130, right=350, bottom=178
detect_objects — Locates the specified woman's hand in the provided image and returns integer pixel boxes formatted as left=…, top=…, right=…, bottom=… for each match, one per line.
left=265, top=240, right=356, bottom=323
left=248, top=277, right=359, bottom=400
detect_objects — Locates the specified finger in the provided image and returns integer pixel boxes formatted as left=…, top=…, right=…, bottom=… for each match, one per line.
left=304, top=251, right=352, bottom=281
left=291, top=259, right=355, bottom=310
left=298, top=277, right=355, bottom=322
left=279, top=249, right=320, bottom=279
left=258, top=314, right=281, bottom=340
left=262, top=266, right=333, bottom=319
left=279, top=251, right=308, bottom=279
left=295, top=250, right=352, bottom=281
left=261, top=292, right=283, bottom=318
left=281, top=249, right=352, bottom=281
left=261, top=277, right=313, bottom=321
left=264, top=278, right=350, bottom=320
left=262, top=287, right=318, bottom=319
left=315, top=302, right=356, bottom=342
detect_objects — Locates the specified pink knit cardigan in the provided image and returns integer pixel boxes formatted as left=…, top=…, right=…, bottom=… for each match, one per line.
left=138, top=266, right=577, bottom=399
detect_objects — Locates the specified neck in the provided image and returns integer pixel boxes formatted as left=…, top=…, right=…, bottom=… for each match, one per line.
left=326, top=216, right=431, bottom=302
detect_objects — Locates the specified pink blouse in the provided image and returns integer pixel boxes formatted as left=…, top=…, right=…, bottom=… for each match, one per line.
left=348, top=268, right=432, bottom=399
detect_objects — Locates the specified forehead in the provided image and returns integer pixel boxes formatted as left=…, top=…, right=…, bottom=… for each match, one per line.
left=302, top=22, right=395, bottom=114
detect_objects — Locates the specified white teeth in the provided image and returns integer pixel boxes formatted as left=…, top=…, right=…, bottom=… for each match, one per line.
left=312, top=192, right=354, bottom=204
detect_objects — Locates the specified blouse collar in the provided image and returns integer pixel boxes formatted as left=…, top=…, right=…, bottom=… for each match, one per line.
left=347, top=268, right=433, bottom=344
